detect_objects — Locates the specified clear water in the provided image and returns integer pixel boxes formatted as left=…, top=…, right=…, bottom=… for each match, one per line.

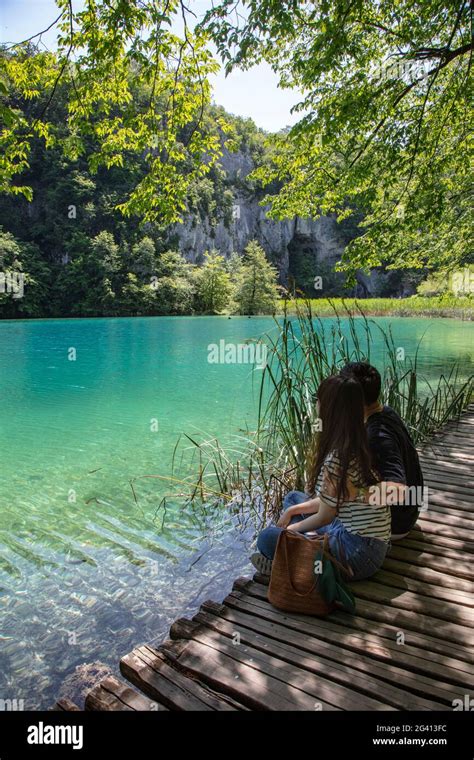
left=0, top=315, right=473, bottom=709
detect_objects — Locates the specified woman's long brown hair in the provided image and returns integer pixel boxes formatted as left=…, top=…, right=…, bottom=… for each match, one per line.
left=306, top=374, right=378, bottom=506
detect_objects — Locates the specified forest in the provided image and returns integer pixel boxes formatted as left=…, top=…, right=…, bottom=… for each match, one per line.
left=1, top=1, right=471, bottom=317
left=0, top=65, right=283, bottom=318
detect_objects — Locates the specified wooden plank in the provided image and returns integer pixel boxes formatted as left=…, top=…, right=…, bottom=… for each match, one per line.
left=196, top=602, right=463, bottom=705
left=171, top=617, right=398, bottom=710
left=85, top=675, right=166, bottom=712
left=426, top=442, right=474, bottom=456
left=423, top=501, right=474, bottom=519
left=422, top=482, right=474, bottom=503
left=423, top=453, right=474, bottom=465
left=159, top=636, right=342, bottom=711
left=52, top=698, right=81, bottom=711
left=423, top=469, right=474, bottom=489
left=120, top=646, right=246, bottom=711
left=387, top=544, right=474, bottom=580
left=424, top=483, right=474, bottom=502
left=428, top=434, right=474, bottom=448
left=233, top=578, right=474, bottom=662
left=188, top=611, right=454, bottom=709
left=351, top=581, right=474, bottom=626
left=421, top=467, right=474, bottom=490
left=334, top=598, right=472, bottom=648
left=426, top=491, right=474, bottom=514
left=424, top=503, right=474, bottom=521
left=415, top=517, right=474, bottom=543
left=430, top=434, right=474, bottom=446
left=432, top=448, right=474, bottom=458
left=423, top=445, right=474, bottom=460
left=220, top=591, right=474, bottom=685
left=174, top=610, right=401, bottom=710
left=408, top=528, right=474, bottom=554
left=372, top=568, right=474, bottom=607
left=414, top=518, right=474, bottom=544
left=138, top=644, right=249, bottom=710
left=422, top=455, right=474, bottom=472
left=419, top=508, right=474, bottom=532
left=120, top=649, right=216, bottom=711
left=382, top=557, right=473, bottom=594
left=399, top=536, right=474, bottom=564
left=85, top=684, right=133, bottom=711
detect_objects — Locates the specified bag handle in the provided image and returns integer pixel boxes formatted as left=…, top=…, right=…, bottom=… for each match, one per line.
left=286, top=529, right=354, bottom=579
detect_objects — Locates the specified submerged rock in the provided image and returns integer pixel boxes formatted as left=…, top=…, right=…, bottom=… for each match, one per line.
left=57, top=661, right=113, bottom=709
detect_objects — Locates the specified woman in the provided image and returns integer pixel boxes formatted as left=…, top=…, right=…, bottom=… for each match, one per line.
left=251, top=374, right=391, bottom=581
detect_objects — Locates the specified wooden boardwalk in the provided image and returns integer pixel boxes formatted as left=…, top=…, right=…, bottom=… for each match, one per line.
left=69, top=406, right=474, bottom=711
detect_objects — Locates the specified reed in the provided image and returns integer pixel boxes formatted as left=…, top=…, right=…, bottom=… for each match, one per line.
left=176, top=299, right=473, bottom=523
left=279, top=296, right=474, bottom=319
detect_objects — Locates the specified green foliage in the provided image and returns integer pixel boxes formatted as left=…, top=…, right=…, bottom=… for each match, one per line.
left=0, top=57, right=282, bottom=319
left=0, top=229, right=51, bottom=317
left=151, top=249, right=195, bottom=314
left=203, top=0, right=473, bottom=276
left=194, top=250, right=232, bottom=313
left=279, top=296, right=474, bottom=319
left=1, top=3, right=470, bottom=312
left=51, top=235, right=193, bottom=317
left=0, top=40, right=286, bottom=319
left=234, top=240, right=280, bottom=315
left=0, top=1, right=228, bottom=222
left=417, top=271, right=450, bottom=297
left=152, top=275, right=194, bottom=315
left=416, top=266, right=474, bottom=298
left=128, top=237, right=157, bottom=278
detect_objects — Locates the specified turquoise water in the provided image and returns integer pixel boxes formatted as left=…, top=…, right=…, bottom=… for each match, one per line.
left=0, top=315, right=473, bottom=708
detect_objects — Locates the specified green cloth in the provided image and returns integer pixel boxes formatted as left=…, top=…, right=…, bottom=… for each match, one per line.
left=314, top=550, right=356, bottom=614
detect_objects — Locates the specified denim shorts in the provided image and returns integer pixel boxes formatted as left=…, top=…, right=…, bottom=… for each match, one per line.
left=256, top=490, right=389, bottom=581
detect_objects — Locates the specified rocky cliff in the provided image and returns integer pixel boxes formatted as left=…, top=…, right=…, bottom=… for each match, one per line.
left=169, top=145, right=417, bottom=297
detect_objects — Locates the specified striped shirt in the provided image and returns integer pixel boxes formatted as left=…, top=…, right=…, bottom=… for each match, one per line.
left=315, top=451, right=391, bottom=542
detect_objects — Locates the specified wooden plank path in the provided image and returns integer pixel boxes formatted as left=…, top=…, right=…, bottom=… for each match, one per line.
left=63, top=405, right=474, bottom=712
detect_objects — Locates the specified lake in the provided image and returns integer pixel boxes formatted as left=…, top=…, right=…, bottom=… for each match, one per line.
left=0, top=315, right=473, bottom=708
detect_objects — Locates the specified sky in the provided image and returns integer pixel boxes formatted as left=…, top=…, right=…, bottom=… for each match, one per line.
left=0, top=0, right=303, bottom=132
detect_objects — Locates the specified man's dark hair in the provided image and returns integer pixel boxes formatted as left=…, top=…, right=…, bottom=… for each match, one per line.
left=340, top=362, right=381, bottom=405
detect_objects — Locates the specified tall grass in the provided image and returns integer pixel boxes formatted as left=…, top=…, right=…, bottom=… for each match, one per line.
left=279, top=296, right=474, bottom=319
left=174, top=299, right=473, bottom=524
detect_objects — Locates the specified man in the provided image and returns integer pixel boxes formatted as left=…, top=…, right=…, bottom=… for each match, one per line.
left=340, top=361, right=424, bottom=538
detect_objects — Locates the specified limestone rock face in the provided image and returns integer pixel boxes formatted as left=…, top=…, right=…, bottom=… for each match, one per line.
left=166, top=147, right=416, bottom=297
left=170, top=200, right=294, bottom=274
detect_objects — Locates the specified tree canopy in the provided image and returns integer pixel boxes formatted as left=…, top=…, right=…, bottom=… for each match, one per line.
left=1, top=0, right=230, bottom=222
left=1, top=0, right=472, bottom=276
left=203, top=0, right=472, bottom=276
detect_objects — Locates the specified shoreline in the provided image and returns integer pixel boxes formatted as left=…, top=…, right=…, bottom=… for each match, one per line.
left=277, top=297, right=474, bottom=320
left=0, top=297, right=473, bottom=322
